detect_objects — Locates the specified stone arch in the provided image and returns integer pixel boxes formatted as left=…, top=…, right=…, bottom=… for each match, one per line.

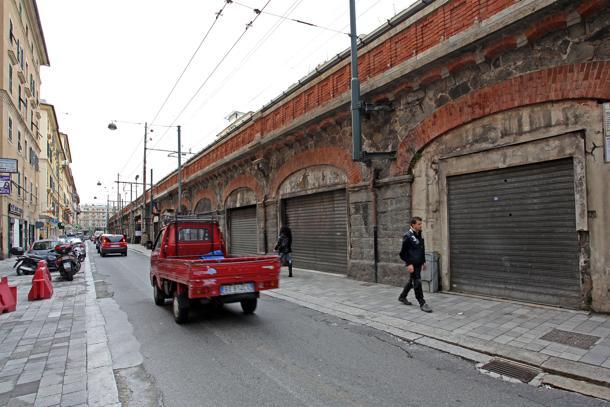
left=222, top=174, right=263, bottom=205
left=192, top=189, right=217, bottom=213
left=269, top=147, right=362, bottom=198
left=393, top=61, right=610, bottom=175
left=276, top=165, right=348, bottom=197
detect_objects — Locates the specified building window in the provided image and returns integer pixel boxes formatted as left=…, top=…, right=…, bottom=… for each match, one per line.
left=30, top=181, right=33, bottom=203
left=19, top=2, right=23, bottom=17
left=8, top=117, right=13, bottom=142
left=17, top=173, right=21, bottom=196
left=17, top=130, right=22, bottom=152
left=25, top=140, right=28, bottom=159
left=8, top=64, right=12, bottom=94
left=9, top=19, right=14, bottom=44
left=24, top=176, right=28, bottom=198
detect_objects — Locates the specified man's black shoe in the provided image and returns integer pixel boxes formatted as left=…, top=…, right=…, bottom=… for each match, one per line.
left=398, top=297, right=412, bottom=305
left=420, top=303, right=432, bottom=313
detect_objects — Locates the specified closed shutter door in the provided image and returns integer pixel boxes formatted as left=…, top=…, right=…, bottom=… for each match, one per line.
left=229, top=206, right=257, bottom=255
left=448, top=158, right=580, bottom=307
left=284, top=189, right=348, bottom=274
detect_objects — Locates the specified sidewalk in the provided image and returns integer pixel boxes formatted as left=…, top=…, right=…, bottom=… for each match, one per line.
left=0, top=256, right=119, bottom=407
left=128, top=244, right=610, bottom=399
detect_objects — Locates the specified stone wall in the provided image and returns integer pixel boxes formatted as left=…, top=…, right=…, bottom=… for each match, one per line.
left=111, top=0, right=610, bottom=310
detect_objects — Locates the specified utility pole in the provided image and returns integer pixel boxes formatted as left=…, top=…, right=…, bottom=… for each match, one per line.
left=130, top=184, right=133, bottom=241
left=142, top=122, right=148, bottom=243
left=149, top=168, right=154, bottom=242
left=177, top=125, right=182, bottom=216
left=106, top=194, right=109, bottom=233
left=349, top=0, right=362, bottom=162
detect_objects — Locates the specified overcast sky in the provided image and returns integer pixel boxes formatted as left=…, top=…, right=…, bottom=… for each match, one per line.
left=37, top=0, right=417, bottom=206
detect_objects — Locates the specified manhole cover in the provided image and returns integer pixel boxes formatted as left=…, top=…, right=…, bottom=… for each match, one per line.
left=480, top=359, right=541, bottom=383
left=540, top=329, right=600, bottom=350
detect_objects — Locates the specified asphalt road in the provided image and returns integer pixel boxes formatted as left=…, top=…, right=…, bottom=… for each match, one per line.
left=88, top=244, right=607, bottom=407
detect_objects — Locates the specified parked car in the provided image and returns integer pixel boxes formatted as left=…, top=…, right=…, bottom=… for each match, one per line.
left=150, top=216, right=280, bottom=324
left=24, top=239, right=59, bottom=272
left=99, top=234, right=127, bottom=257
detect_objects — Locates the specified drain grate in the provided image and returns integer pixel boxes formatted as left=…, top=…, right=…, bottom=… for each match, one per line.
left=540, top=329, right=600, bottom=350
left=480, top=359, right=541, bottom=383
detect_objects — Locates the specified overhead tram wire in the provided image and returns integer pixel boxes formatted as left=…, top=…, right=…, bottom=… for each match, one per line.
left=115, top=0, right=232, bottom=177
left=230, top=0, right=350, bottom=37
left=148, top=0, right=232, bottom=128
left=149, top=0, right=273, bottom=151
left=187, top=0, right=304, bottom=136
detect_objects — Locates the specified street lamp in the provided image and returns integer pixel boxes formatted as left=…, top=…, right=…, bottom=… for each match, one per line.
left=108, top=121, right=187, bottom=238
left=108, top=121, right=149, bottom=241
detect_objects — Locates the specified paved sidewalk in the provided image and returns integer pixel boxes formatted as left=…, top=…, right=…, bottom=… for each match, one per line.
left=128, top=244, right=610, bottom=398
left=0, top=256, right=119, bottom=407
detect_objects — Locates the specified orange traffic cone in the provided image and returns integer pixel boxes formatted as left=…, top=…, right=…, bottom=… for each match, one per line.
left=0, top=276, right=17, bottom=313
left=28, top=260, right=53, bottom=301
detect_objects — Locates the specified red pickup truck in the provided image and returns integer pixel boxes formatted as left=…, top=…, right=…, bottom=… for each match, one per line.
left=150, top=216, right=280, bottom=324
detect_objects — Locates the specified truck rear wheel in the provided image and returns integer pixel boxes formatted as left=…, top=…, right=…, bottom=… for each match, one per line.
left=173, top=292, right=189, bottom=324
left=153, top=283, right=166, bottom=306
left=240, top=298, right=257, bottom=314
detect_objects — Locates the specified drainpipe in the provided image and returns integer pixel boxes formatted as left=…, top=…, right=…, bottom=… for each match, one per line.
left=369, top=166, right=379, bottom=283
left=262, top=195, right=268, bottom=254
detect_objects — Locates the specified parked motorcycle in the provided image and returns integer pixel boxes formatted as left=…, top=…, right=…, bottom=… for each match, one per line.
left=54, top=243, right=80, bottom=281
left=73, top=244, right=86, bottom=263
left=13, top=251, right=58, bottom=276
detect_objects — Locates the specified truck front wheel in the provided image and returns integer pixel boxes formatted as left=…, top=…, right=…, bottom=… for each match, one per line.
left=240, top=298, right=257, bottom=315
left=153, top=283, right=166, bottom=306
left=173, top=292, right=190, bottom=324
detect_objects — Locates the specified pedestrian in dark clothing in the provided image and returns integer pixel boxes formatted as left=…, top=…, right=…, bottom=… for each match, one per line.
left=398, top=216, right=432, bottom=312
left=275, top=225, right=293, bottom=277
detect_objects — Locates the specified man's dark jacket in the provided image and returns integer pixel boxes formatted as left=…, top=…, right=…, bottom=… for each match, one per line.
left=399, top=229, right=426, bottom=265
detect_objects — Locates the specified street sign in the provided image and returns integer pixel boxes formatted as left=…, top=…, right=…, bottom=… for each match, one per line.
left=0, top=175, right=11, bottom=195
left=0, top=158, right=18, bottom=173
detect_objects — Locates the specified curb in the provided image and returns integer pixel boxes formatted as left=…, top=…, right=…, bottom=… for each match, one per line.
left=265, top=289, right=610, bottom=400
left=84, top=254, right=121, bottom=406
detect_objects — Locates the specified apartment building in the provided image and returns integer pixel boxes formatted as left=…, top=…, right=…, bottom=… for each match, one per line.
left=80, top=204, right=108, bottom=233
left=37, top=101, right=60, bottom=238
left=0, top=0, right=49, bottom=256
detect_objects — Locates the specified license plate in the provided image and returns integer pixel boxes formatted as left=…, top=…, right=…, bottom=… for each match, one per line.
left=220, top=283, right=254, bottom=295
left=111, top=243, right=120, bottom=247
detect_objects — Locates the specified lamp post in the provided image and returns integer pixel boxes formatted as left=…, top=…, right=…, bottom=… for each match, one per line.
left=108, top=121, right=148, bottom=242
left=108, top=121, right=189, bottom=242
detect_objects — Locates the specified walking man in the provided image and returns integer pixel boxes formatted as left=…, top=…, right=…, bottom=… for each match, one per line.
left=275, top=225, right=293, bottom=277
left=398, top=216, right=432, bottom=312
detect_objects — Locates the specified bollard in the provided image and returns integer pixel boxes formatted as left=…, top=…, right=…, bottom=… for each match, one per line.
left=28, top=260, right=53, bottom=301
left=0, top=276, right=17, bottom=313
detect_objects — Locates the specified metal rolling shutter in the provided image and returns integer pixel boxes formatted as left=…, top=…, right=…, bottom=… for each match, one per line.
left=448, top=158, right=580, bottom=307
left=229, top=206, right=257, bottom=255
left=284, top=189, right=348, bottom=274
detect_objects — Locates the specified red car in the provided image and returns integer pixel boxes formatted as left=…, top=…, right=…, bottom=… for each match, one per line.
left=150, top=217, right=280, bottom=324
left=99, top=234, right=127, bottom=257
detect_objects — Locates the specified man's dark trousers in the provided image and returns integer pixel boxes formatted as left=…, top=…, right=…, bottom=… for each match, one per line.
left=399, top=264, right=425, bottom=306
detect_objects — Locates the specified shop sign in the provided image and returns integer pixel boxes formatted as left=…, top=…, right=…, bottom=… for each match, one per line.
left=0, top=158, right=17, bottom=173
left=0, top=175, right=11, bottom=195
left=8, top=203, right=22, bottom=216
